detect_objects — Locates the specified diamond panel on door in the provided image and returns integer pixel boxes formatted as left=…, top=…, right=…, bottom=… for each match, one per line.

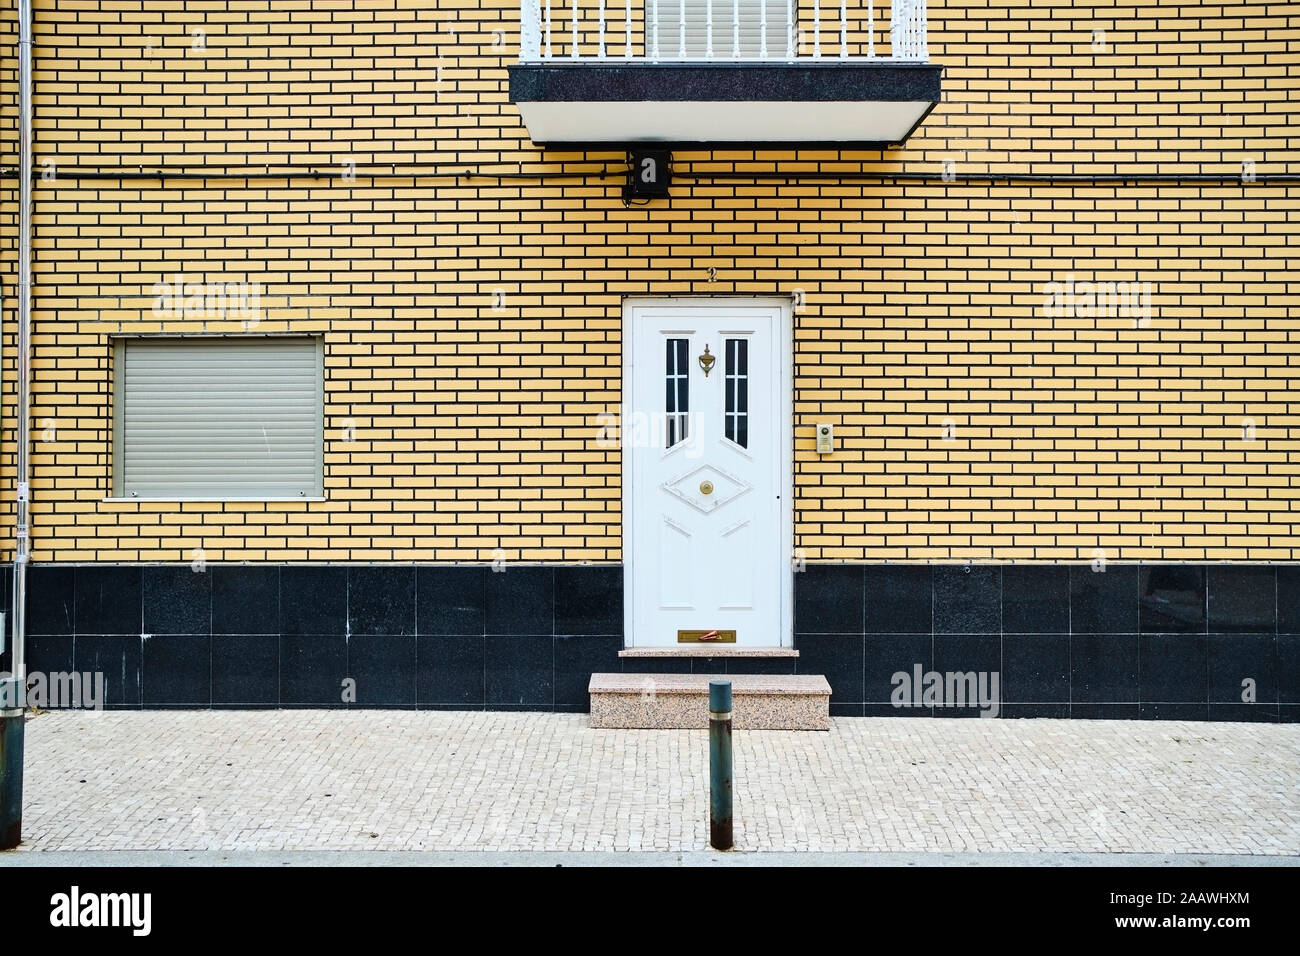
left=662, top=464, right=752, bottom=515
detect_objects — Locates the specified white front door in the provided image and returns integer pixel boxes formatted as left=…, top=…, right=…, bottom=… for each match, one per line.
left=624, top=298, right=791, bottom=647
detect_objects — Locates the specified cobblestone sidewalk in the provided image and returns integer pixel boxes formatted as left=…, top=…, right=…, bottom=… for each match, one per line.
left=11, top=712, right=1300, bottom=854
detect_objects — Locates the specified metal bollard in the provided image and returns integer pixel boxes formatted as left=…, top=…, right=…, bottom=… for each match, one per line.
left=0, top=683, right=23, bottom=849
left=709, top=679, right=733, bottom=850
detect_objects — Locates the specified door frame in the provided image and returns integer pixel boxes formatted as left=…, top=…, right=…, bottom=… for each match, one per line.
left=621, top=296, right=794, bottom=648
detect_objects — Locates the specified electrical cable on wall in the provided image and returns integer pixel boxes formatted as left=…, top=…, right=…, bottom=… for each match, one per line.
left=1, top=165, right=1297, bottom=186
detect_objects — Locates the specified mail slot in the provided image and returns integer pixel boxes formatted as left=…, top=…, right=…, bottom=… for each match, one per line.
left=677, top=629, right=737, bottom=644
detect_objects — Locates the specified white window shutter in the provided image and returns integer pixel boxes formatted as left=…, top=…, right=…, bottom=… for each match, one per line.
left=652, top=0, right=788, bottom=58
left=116, top=337, right=323, bottom=499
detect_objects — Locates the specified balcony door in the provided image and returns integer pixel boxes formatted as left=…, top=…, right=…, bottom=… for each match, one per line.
left=650, top=0, right=791, bottom=59
left=623, top=298, right=792, bottom=647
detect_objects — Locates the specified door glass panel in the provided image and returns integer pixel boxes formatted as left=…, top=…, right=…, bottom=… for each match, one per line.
left=666, top=338, right=689, bottom=447
left=725, top=338, right=748, bottom=447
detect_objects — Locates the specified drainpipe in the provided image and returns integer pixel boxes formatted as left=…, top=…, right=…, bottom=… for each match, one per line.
left=1, top=0, right=34, bottom=850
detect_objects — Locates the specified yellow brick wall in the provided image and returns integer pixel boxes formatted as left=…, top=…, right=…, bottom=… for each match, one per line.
left=0, top=0, right=1295, bottom=562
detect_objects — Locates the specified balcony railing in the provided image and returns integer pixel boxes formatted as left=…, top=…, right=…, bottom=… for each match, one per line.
left=519, top=0, right=928, bottom=63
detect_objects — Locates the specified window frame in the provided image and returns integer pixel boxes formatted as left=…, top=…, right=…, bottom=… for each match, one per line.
left=665, top=336, right=690, bottom=448
left=723, top=336, right=749, bottom=448
left=110, top=333, right=326, bottom=502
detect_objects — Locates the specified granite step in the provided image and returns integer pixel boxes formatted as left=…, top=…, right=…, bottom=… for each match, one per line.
left=588, top=673, right=831, bottom=731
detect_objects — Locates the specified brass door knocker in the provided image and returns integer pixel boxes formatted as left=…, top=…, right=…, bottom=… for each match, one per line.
left=698, top=344, right=715, bottom=377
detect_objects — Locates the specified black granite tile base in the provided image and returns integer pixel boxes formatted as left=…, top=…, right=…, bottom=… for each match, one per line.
left=1279, top=569, right=1300, bottom=632
left=212, top=566, right=279, bottom=635
left=212, top=634, right=278, bottom=706
left=415, top=634, right=483, bottom=707
left=1140, top=566, right=1206, bottom=633
left=74, top=633, right=141, bottom=709
left=933, top=632, right=999, bottom=679
left=279, top=702, right=347, bottom=710
left=554, top=634, right=620, bottom=709
left=26, top=633, right=74, bottom=676
left=621, top=657, right=693, bottom=674
left=1002, top=567, right=1069, bottom=633
left=1208, top=633, right=1275, bottom=704
left=16, top=561, right=1295, bottom=719
left=863, top=565, right=931, bottom=633
left=143, top=634, right=211, bottom=707
left=485, top=567, right=554, bottom=636
left=420, top=703, right=486, bottom=712
left=490, top=703, right=556, bottom=712
left=1071, top=634, right=1138, bottom=703
left=932, top=704, right=998, bottom=719
left=796, top=632, right=862, bottom=703
left=1139, top=702, right=1209, bottom=721
left=1208, top=703, right=1278, bottom=723
left=555, top=567, right=621, bottom=635
left=348, top=567, right=415, bottom=637
left=347, top=633, right=417, bottom=707
left=934, top=566, right=1000, bottom=634
left=863, top=632, right=931, bottom=704
left=143, top=567, right=211, bottom=635
left=613, top=656, right=801, bottom=677
left=1002, top=703, right=1070, bottom=719
left=211, top=567, right=278, bottom=634
left=1002, top=634, right=1069, bottom=704
left=280, top=567, right=347, bottom=636
left=145, top=703, right=211, bottom=711
left=725, top=657, right=798, bottom=675
left=795, top=565, right=863, bottom=633
left=1070, top=704, right=1140, bottom=720
left=1070, top=565, right=1139, bottom=634
left=1139, top=633, right=1207, bottom=704
left=863, top=703, right=931, bottom=717
left=1207, top=566, right=1276, bottom=632
left=484, top=634, right=553, bottom=707
left=1278, top=634, right=1300, bottom=704
left=27, top=565, right=75, bottom=636
left=74, top=566, right=142, bottom=636
left=280, top=633, right=347, bottom=706
left=417, top=567, right=484, bottom=636
left=211, top=703, right=280, bottom=711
